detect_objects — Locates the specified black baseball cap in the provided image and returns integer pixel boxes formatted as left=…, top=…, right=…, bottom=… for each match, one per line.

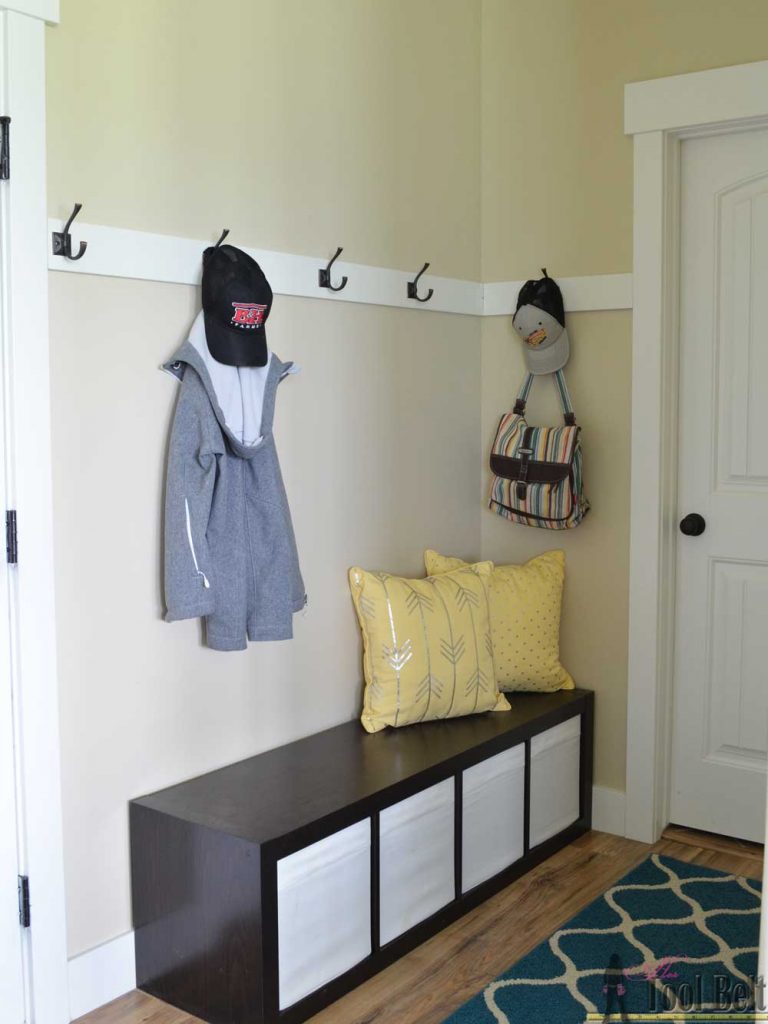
left=512, top=270, right=569, bottom=374
left=202, top=244, right=273, bottom=367
left=514, top=269, right=565, bottom=326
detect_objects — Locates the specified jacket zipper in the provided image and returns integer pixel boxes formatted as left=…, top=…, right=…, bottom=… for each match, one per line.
left=184, top=498, right=210, bottom=588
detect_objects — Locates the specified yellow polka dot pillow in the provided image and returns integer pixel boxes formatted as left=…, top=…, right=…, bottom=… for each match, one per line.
left=424, top=549, right=574, bottom=693
left=349, top=562, right=510, bottom=733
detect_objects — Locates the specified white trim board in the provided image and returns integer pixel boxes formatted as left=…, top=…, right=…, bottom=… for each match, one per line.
left=47, top=220, right=633, bottom=317
left=47, top=221, right=483, bottom=316
left=625, top=59, right=768, bottom=136
left=2, top=7, right=69, bottom=1023
left=68, top=932, right=136, bottom=1022
left=2, top=0, right=58, bottom=21
left=483, top=274, right=632, bottom=315
left=66, top=784, right=626, bottom=1019
left=592, top=785, right=627, bottom=838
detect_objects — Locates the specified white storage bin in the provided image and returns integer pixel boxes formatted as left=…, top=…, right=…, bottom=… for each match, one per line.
left=529, top=716, right=581, bottom=848
left=277, top=819, right=371, bottom=1010
left=462, top=744, right=525, bottom=892
left=379, top=778, right=454, bottom=945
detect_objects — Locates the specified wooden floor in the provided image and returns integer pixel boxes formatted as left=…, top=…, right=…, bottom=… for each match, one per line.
left=75, top=829, right=763, bottom=1024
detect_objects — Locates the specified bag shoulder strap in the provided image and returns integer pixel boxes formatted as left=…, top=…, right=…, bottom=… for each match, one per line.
left=513, top=368, right=576, bottom=426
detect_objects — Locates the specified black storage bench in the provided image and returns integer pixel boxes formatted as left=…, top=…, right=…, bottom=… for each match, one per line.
left=130, top=688, right=593, bottom=1024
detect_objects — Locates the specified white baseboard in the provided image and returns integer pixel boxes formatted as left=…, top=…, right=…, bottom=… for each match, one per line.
left=592, top=785, right=627, bottom=837
left=68, top=930, right=136, bottom=1021
left=67, top=783, right=626, bottom=1018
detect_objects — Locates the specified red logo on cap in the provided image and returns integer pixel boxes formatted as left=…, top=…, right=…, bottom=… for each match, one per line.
left=231, top=302, right=267, bottom=329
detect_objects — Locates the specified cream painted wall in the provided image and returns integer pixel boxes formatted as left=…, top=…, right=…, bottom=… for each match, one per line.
left=46, top=0, right=768, bottom=962
left=481, top=0, right=768, bottom=280
left=478, top=0, right=768, bottom=796
left=480, top=313, right=631, bottom=791
left=46, top=0, right=481, bottom=281
left=47, top=0, right=484, bottom=958
left=49, top=272, right=481, bottom=956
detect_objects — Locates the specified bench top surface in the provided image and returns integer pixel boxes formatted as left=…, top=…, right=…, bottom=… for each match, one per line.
left=132, top=689, right=591, bottom=848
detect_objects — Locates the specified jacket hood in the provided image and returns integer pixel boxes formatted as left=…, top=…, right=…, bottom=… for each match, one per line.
left=163, top=311, right=297, bottom=458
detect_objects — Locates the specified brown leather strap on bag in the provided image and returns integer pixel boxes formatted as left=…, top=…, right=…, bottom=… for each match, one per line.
left=516, top=427, right=534, bottom=500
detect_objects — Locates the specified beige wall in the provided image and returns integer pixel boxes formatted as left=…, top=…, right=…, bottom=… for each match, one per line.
left=478, top=0, right=768, bottom=795
left=50, top=273, right=481, bottom=956
left=480, top=312, right=631, bottom=791
left=46, top=0, right=481, bottom=280
left=47, top=0, right=483, bottom=957
left=46, top=0, right=768, bottom=960
left=481, top=0, right=768, bottom=280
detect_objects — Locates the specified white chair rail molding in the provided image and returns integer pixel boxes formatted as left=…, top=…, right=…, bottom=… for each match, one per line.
left=47, top=217, right=633, bottom=318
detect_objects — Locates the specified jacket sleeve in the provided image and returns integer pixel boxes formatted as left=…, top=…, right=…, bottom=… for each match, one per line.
left=164, top=372, right=219, bottom=621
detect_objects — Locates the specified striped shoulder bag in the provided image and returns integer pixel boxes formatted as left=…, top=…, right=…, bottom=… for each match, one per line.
left=488, top=369, right=589, bottom=529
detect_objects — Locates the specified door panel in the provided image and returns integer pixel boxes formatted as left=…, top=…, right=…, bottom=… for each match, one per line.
left=706, top=560, right=768, bottom=766
left=671, top=127, right=768, bottom=842
left=716, top=178, right=768, bottom=487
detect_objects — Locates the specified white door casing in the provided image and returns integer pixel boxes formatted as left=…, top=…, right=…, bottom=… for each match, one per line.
left=760, top=778, right=768, bottom=992
left=0, top=12, right=28, bottom=1022
left=624, top=60, right=768, bottom=844
left=0, top=655, right=24, bottom=1021
left=0, top=2, right=68, bottom=1022
left=670, top=128, right=768, bottom=843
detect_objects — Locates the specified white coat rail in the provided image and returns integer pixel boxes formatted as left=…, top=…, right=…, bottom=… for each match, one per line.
left=47, top=217, right=633, bottom=317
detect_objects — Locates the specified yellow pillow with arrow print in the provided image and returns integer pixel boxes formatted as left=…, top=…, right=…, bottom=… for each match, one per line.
left=349, top=561, right=509, bottom=733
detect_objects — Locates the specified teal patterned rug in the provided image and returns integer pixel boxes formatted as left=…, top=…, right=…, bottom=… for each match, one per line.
left=444, top=855, right=761, bottom=1022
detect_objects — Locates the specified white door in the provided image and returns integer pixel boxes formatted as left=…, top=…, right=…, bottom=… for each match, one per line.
left=0, top=145, right=26, bottom=1024
left=0, top=17, right=26, bottom=1009
left=671, top=127, right=768, bottom=842
left=0, top=203, right=25, bottom=1024
left=0, top=587, right=25, bottom=1023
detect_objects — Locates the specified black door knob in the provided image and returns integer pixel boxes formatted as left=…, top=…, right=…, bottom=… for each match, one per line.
left=680, top=513, right=706, bottom=536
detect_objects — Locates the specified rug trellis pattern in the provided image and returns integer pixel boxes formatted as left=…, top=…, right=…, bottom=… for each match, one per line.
left=444, top=854, right=761, bottom=1022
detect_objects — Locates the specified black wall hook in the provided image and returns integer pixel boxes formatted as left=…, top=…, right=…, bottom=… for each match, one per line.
left=214, top=228, right=230, bottom=248
left=407, top=262, right=434, bottom=303
left=318, top=246, right=348, bottom=292
left=52, top=203, right=87, bottom=261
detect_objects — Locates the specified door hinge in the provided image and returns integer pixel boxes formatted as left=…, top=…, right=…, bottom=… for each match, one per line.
left=18, top=876, right=30, bottom=928
left=0, top=116, right=10, bottom=180
left=6, top=510, right=17, bottom=564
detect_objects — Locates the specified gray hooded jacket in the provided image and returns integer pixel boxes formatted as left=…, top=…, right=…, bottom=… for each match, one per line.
left=163, top=313, right=305, bottom=650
